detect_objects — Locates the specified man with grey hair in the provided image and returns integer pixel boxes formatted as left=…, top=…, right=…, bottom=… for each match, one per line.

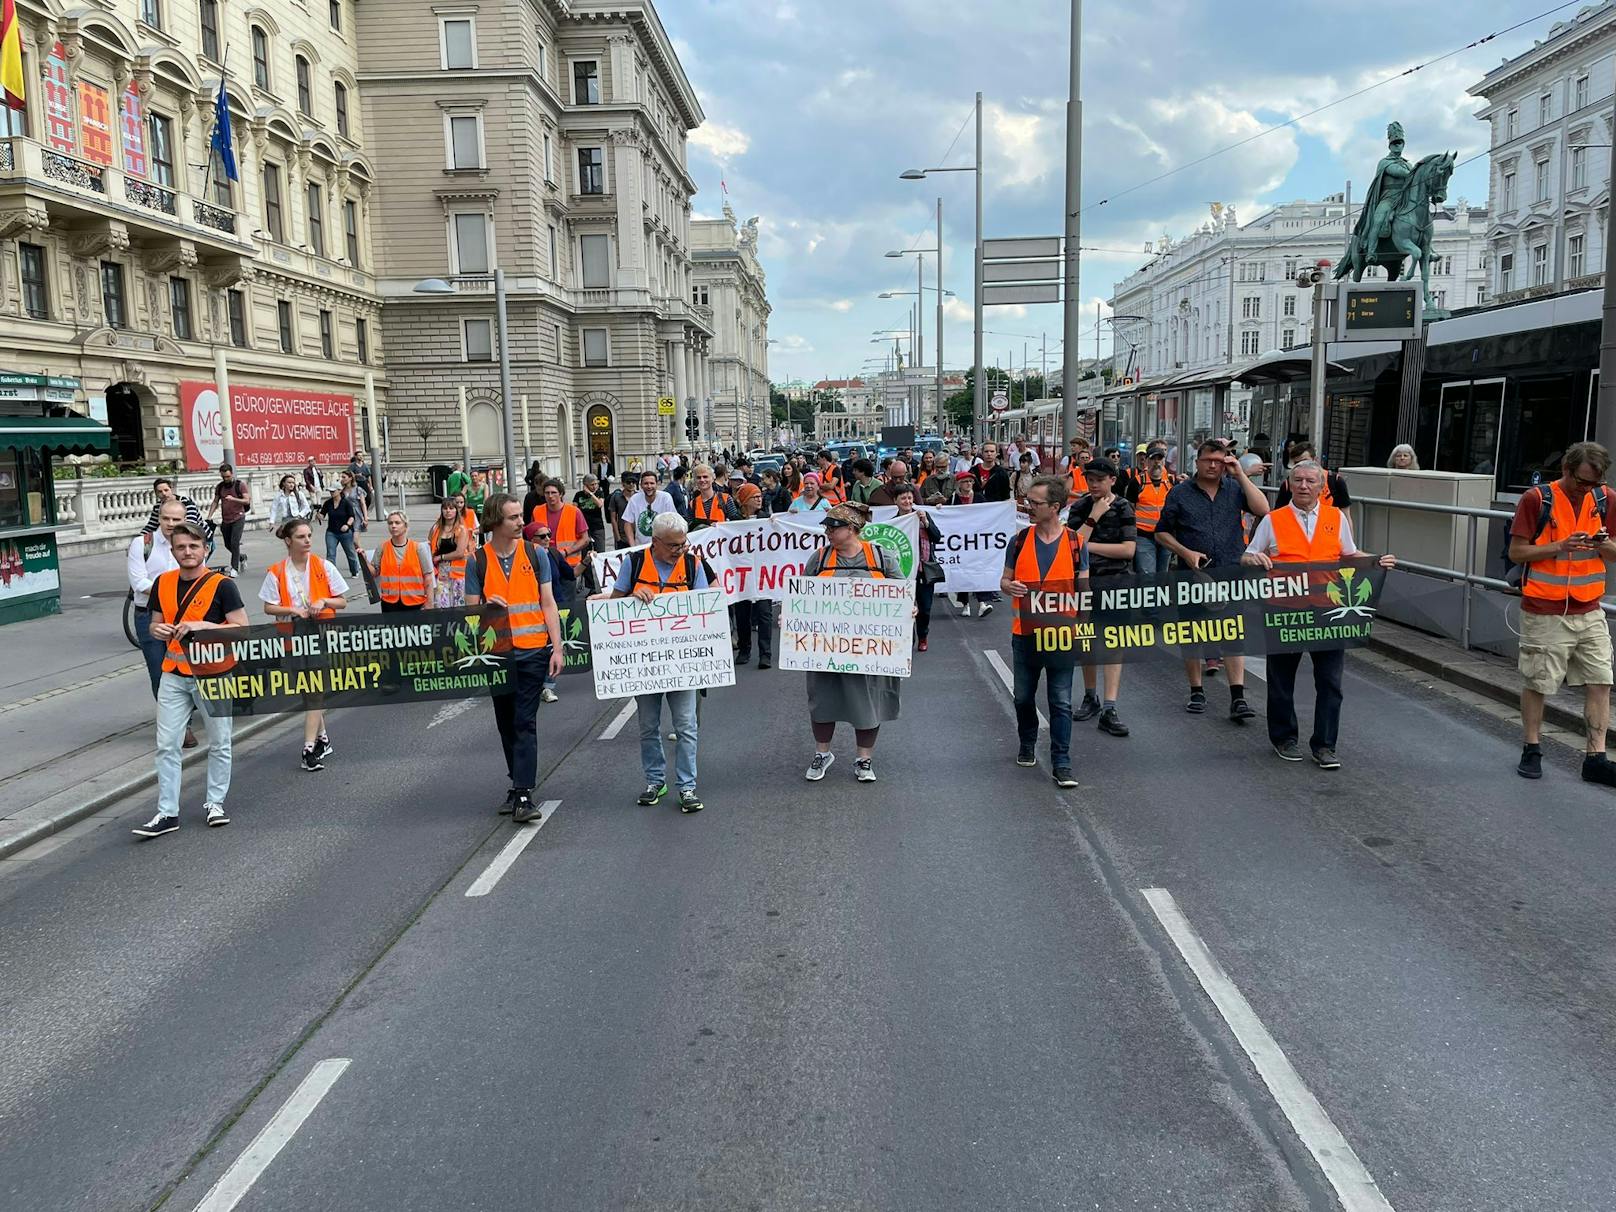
left=596, top=511, right=712, bottom=814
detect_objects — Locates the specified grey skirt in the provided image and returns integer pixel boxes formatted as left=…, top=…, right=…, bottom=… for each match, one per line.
left=806, top=671, right=901, bottom=728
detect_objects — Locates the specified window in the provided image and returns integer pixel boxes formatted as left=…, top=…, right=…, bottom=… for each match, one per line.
left=1532, top=244, right=1548, bottom=285
left=277, top=300, right=294, bottom=352
left=1282, top=258, right=1297, bottom=281
left=167, top=276, right=193, bottom=339
left=1499, top=252, right=1513, bottom=292
left=463, top=317, right=493, bottom=361
left=319, top=309, right=334, bottom=359
left=573, top=60, right=599, bottom=105
left=580, top=233, right=611, bottom=288
left=1573, top=145, right=1587, bottom=189
left=452, top=212, right=490, bottom=273
left=1241, top=295, right=1260, bottom=320
left=1282, top=294, right=1295, bottom=318
left=252, top=26, right=270, bottom=90
left=1239, top=331, right=1259, bottom=357
left=1535, top=158, right=1549, bottom=202
left=1477, top=286, right=1489, bottom=306
left=582, top=327, right=609, bottom=366
left=19, top=243, right=48, bottom=319
left=329, top=0, right=342, bottom=31
left=548, top=223, right=559, bottom=280
left=227, top=289, right=248, bottom=347
left=140, top=0, right=162, bottom=29
left=440, top=17, right=475, bottom=69
left=448, top=114, right=481, bottom=169
left=1281, top=327, right=1295, bottom=348
left=1570, top=233, right=1586, bottom=279
left=334, top=82, right=349, bottom=136
left=343, top=199, right=360, bottom=265
left=1576, top=75, right=1589, bottom=110
left=306, top=182, right=325, bottom=256
left=199, top=0, right=220, bottom=60
left=356, top=316, right=369, bottom=363
left=296, top=56, right=313, bottom=116
left=693, top=284, right=709, bottom=307
left=578, top=147, right=604, bottom=194
left=536, top=41, right=546, bottom=80
left=1502, top=170, right=1516, bottom=211
left=543, top=131, right=553, bottom=183
left=147, top=113, right=174, bottom=187
left=1539, top=93, right=1551, bottom=126
left=1433, top=290, right=1446, bottom=310
left=1506, top=107, right=1518, bottom=139
left=100, top=261, right=127, bottom=329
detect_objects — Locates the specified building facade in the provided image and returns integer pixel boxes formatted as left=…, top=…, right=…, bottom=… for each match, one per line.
left=360, top=0, right=714, bottom=483
left=690, top=204, right=769, bottom=450
left=1470, top=2, right=1616, bottom=304
left=0, top=0, right=383, bottom=470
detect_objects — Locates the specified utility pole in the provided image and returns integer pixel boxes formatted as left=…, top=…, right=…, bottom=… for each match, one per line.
left=1060, top=0, right=1084, bottom=444
left=936, top=196, right=945, bottom=439
left=974, top=92, right=985, bottom=439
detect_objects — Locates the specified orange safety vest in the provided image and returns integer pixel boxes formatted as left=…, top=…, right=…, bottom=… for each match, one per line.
left=429, top=521, right=467, bottom=583
left=270, top=557, right=338, bottom=633
left=378, top=540, right=429, bottom=605
left=630, top=549, right=696, bottom=594
left=1069, top=463, right=1088, bottom=500
left=1521, top=485, right=1609, bottom=607
left=528, top=502, right=589, bottom=567
left=478, top=541, right=550, bottom=649
left=691, top=492, right=730, bottom=526
left=1134, top=478, right=1171, bottom=534
left=819, top=541, right=886, bottom=578
left=463, top=507, right=479, bottom=535
left=1269, top=503, right=1344, bottom=563
left=1010, top=527, right=1084, bottom=637
left=154, top=569, right=236, bottom=675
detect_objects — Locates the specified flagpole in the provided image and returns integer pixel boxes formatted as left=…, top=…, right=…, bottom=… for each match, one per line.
left=202, top=45, right=229, bottom=201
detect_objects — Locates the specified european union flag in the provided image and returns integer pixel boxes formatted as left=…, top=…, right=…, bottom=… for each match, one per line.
left=210, top=81, right=237, bottom=182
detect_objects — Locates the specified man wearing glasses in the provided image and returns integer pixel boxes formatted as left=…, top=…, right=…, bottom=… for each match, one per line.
left=1126, top=443, right=1176, bottom=577
left=1000, top=476, right=1087, bottom=788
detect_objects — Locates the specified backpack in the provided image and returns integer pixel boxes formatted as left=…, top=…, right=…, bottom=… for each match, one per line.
left=1504, top=482, right=1608, bottom=587
left=626, top=548, right=698, bottom=592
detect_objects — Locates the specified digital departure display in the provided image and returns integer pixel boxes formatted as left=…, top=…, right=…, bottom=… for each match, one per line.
left=1343, top=291, right=1417, bottom=331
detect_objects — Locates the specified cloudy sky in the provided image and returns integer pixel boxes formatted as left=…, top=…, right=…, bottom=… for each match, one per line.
left=670, top=0, right=1574, bottom=386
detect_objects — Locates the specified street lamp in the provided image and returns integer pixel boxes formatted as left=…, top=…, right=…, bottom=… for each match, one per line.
left=415, top=273, right=518, bottom=492
left=887, top=209, right=945, bottom=436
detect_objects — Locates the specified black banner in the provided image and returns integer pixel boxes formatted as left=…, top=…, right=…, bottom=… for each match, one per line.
left=187, top=605, right=593, bottom=717
left=1020, top=560, right=1388, bottom=667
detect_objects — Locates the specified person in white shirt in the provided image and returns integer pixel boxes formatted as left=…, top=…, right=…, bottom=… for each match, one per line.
left=128, top=500, right=191, bottom=749
left=621, top=469, right=676, bottom=542
left=260, top=519, right=350, bottom=772
left=270, top=474, right=313, bottom=529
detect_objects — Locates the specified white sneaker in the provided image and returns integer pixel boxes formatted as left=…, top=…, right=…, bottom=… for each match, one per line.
left=979, top=602, right=994, bottom=617
left=805, top=751, right=835, bottom=781
left=854, top=758, right=876, bottom=783
left=541, top=687, right=559, bottom=704
left=206, top=802, right=230, bottom=827
left=226, top=566, right=238, bottom=579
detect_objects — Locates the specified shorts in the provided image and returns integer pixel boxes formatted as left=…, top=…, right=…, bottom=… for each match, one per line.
left=1518, top=609, right=1614, bottom=694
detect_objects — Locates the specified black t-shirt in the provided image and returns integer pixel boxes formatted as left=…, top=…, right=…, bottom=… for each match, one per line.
left=319, top=495, right=358, bottom=532
left=1067, top=495, right=1137, bottom=576
left=153, top=571, right=245, bottom=630
left=980, top=465, right=1012, bottom=502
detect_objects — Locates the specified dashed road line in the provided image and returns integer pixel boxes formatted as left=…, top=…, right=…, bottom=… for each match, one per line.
left=465, top=800, right=561, bottom=897
left=598, top=698, right=636, bottom=741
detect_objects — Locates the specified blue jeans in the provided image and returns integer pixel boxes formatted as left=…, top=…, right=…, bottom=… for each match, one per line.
left=155, top=672, right=232, bottom=817
left=325, top=528, right=360, bottom=575
left=637, top=689, right=699, bottom=791
left=1011, top=635, right=1074, bottom=768
left=1133, top=532, right=1173, bottom=577
left=133, top=606, right=164, bottom=698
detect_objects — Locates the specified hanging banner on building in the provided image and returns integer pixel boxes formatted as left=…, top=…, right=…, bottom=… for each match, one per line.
left=75, top=81, right=114, bottom=166
left=779, top=577, right=915, bottom=677
left=187, top=606, right=592, bottom=717
left=871, top=500, right=1020, bottom=593
left=181, top=380, right=355, bottom=471
left=585, top=588, right=734, bottom=698
left=1017, top=562, right=1389, bottom=668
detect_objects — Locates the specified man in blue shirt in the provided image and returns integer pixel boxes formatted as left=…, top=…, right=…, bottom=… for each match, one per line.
left=1153, top=439, right=1270, bottom=719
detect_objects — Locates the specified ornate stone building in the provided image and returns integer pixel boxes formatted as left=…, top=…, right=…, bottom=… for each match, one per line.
left=691, top=204, right=770, bottom=450
left=360, top=0, right=713, bottom=481
left=0, top=0, right=383, bottom=466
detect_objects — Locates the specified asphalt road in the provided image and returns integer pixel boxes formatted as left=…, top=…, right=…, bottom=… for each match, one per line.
left=2, top=606, right=1613, bottom=1211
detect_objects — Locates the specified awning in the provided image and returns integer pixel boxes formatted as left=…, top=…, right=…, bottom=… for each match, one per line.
left=0, top=415, right=114, bottom=454
left=1235, top=350, right=1354, bottom=386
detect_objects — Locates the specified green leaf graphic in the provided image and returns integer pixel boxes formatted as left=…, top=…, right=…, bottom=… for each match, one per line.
left=1355, top=577, right=1373, bottom=606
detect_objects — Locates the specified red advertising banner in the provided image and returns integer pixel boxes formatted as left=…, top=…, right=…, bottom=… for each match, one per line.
left=181, top=381, right=355, bottom=471
left=76, top=81, right=113, bottom=166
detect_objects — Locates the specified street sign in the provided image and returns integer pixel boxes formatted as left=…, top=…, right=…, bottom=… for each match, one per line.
left=1334, top=283, right=1422, bottom=342
left=990, top=392, right=1009, bottom=413
left=983, top=237, right=1062, bottom=260
left=656, top=395, right=676, bottom=416
left=984, top=283, right=1060, bottom=306
left=984, top=260, right=1061, bottom=283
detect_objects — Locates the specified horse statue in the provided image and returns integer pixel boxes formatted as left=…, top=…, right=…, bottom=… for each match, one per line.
left=1333, top=149, right=1456, bottom=315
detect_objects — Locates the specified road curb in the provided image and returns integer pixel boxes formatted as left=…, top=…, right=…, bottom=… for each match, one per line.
left=1362, top=633, right=1586, bottom=734
left=0, top=715, right=290, bottom=861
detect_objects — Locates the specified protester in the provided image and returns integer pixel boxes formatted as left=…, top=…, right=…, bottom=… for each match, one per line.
left=575, top=475, right=606, bottom=552
left=815, top=451, right=846, bottom=503
left=1153, top=439, right=1270, bottom=719
left=847, top=458, right=879, bottom=505
left=622, top=470, right=676, bottom=542
left=731, top=485, right=773, bottom=667
left=303, top=457, right=326, bottom=496
left=790, top=473, right=831, bottom=513
left=428, top=496, right=473, bottom=607
left=530, top=478, right=591, bottom=576
left=446, top=462, right=471, bottom=500
left=1062, top=437, right=1092, bottom=501
left=948, top=472, right=994, bottom=616
left=205, top=463, right=251, bottom=577
left=261, top=518, right=348, bottom=771
left=339, top=467, right=369, bottom=535
left=466, top=494, right=564, bottom=823
left=1001, top=476, right=1084, bottom=788
left=128, top=499, right=197, bottom=749
left=688, top=464, right=731, bottom=530
left=369, top=511, right=434, bottom=613
left=1387, top=444, right=1419, bottom=470
left=1012, top=451, right=1037, bottom=507
left=132, top=521, right=248, bottom=838
left=920, top=465, right=955, bottom=506
left=464, top=469, right=488, bottom=520
left=1508, top=440, right=1616, bottom=785
left=1244, top=461, right=1396, bottom=768
left=1276, top=441, right=1352, bottom=509
left=868, top=459, right=911, bottom=507
left=802, top=503, right=903, bottom=783
left=523, top=519, right=566, bottom=704
left=894, top=483, right=943, bottom=653
left=977, top=442, right=1011, bottom=502
left=605, top=476, right=631, bottom=548
left=318, top=482, right=363, bottom=576
left=1127, top=445, right=1175, bottom=576
left=1068, top=458, right=1137, bottom=735
left=140, top=476, right=203, bottom=533
left=762, top=468, right=792, bottom=514
left=347, top=448, right=375, bottom=515
left=270, top=474, right=312, bottom=529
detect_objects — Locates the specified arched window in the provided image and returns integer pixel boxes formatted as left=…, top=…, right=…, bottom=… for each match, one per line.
left=333, top=81, right=349, bottom=136
left=251, top=26, right=271, bottom=90
left=295, top=55, right=313, bottom=116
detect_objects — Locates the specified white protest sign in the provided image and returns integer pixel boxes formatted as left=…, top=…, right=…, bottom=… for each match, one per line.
left=779, top=577, right=915, bottom=678
left=869, top=500, right=1022, bottom=594
left=584, top=588, right=734, bottom=699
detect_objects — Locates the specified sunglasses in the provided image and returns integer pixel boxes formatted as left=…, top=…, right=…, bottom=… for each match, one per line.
left=533, top=531, right=552, bottom=540
left=824, top=519, right=852, bottom=531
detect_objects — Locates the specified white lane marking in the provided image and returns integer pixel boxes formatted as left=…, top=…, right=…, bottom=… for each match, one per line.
left=465, top=800, right=561, bottom=897
left=1244, top=655, right=1268, bottom=682
left=985, top=647, right=1047, bottom=730
left=192, top=1058, right=351, bottom=1212
left=598, top=698, right=636, bottom=741
left=427, top=698, right=477, bottom=729
left=1141, top=888, right=1395, bottom=1212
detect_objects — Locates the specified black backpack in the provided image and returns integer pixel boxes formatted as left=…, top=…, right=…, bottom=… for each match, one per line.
left=1504, top=482, right=1607, bottom=588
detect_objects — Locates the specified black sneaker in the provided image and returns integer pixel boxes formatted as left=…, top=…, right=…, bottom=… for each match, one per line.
left=131, top=813, right=179, bottom=839
left=1052, top=768, right=1079, bottom=788
left=736, top=651, right=752, bottom=666
left=511, top=793, right=541, bottom=823
left=637, top=783, right=667, bottom=805
left=300, top=748, right=324, bottom=772
left=1015, top=748, right=1037, bottom=767
left=1311, top=747, right=1341, bottom=770
left=1581, top=752, right=1616, bottom=788
left=1186, top=689, right=1207, bottom=714
left=498, top=789, right=517, bottom=815
left=1098, top=707, right=1130, bottom=737
left=314, top=736, right=333, bottom=762
left=757, top=658, right=772, bottom=670
left=1272, top=739, right=1304, bottom=762
left=1517, top=745, right=1543, bottom=780
left=1229, top=698, right=1256, bottom=723
left=679, top=789, right=704, bottom=814
left=1073, top=695, right=1102, bottom=722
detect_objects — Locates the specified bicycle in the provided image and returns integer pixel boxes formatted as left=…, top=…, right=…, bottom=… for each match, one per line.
left=123, top=521, right=223, bottom=648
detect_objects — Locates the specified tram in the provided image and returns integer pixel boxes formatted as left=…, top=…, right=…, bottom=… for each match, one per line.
left=986, top=398, right=1097, bottom=465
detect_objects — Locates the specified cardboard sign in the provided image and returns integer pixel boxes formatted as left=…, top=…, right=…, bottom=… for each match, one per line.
left=779, top=577, right=915, bottom=678
left=585, top=588, right=734, bottom=698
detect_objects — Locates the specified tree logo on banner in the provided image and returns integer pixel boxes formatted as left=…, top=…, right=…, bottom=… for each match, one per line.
left=453, top=614, right=502, bottom=668
left=861, top=522, right=915, bottom=579
left=557, top=607, right=591, bottom=671
left=1323, top=567, right=1376, bottom=621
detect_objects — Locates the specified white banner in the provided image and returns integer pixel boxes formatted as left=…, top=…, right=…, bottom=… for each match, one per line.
left=779, top=577, right=915, bottom=678
left=584, top=588, right=734, bottom=699
left=870, top=500, right=1022, bottom=594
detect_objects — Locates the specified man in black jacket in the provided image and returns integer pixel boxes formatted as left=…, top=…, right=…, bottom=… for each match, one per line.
left=977, top=442, right=1012, bottom=502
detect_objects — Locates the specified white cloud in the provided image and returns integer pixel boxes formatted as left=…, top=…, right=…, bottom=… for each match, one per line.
left=829, top=299, right=854, bottom=312
left=690, top=120, right=751, bottom=161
